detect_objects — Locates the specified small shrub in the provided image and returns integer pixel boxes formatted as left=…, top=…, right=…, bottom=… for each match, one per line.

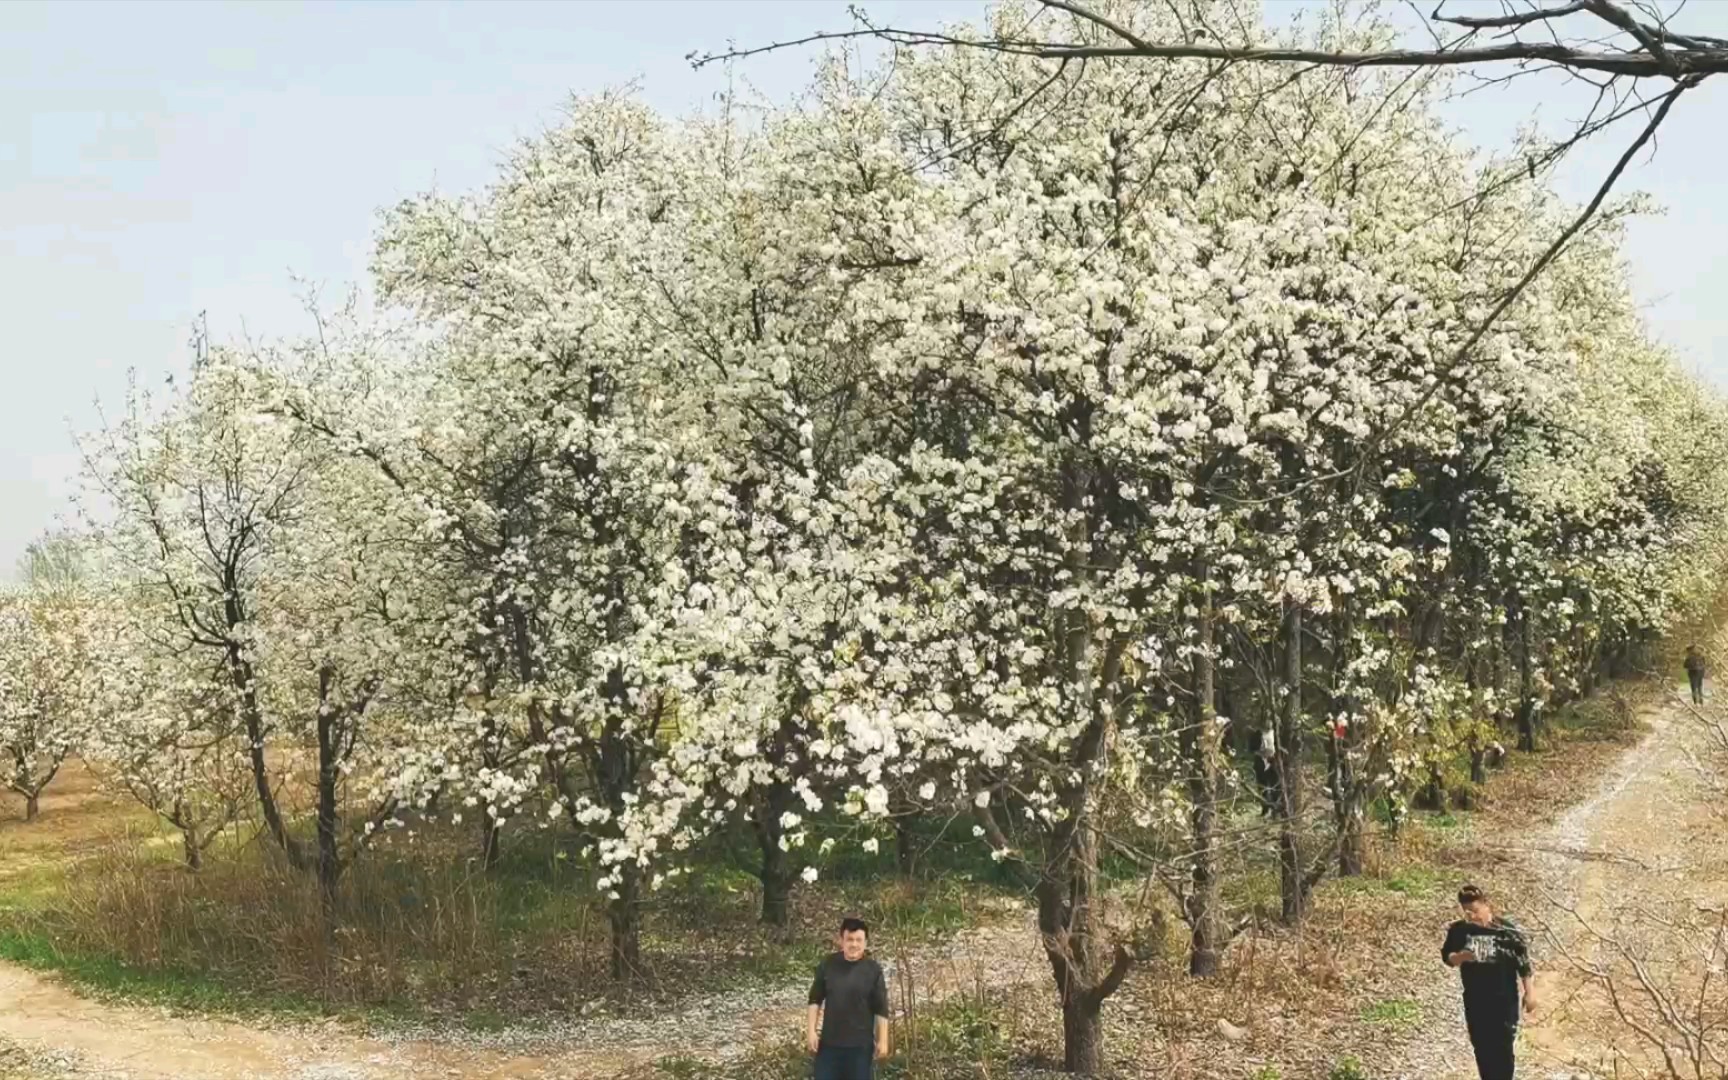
left=1360, top=998, right=1420, bottom=1025
left=1328, top=1054, right=1370, bottom=1080
left=1380, top=865, right=1442, bottom=897
left=652, top=1055, right=714, bottom=1079
left=1448, top=782, right=1481, bottom=810
left=653, top=996, right=1013, bottom=1080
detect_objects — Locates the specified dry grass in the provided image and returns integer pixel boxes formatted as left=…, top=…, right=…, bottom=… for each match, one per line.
left=1080, top=681, right=1664, bottom=1080
left=3, top=832, right=602, bottom=1019
left=0, top=765, right=1016, bottom=1027
left=0, top=673, right=1672, bottom=1076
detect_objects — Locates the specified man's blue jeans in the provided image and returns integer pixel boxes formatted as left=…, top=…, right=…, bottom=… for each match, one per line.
left=813, top=1043, right=873, bottom=1080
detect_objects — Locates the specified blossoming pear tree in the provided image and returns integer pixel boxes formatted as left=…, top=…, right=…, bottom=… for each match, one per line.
left=80, top=350, right=428, bottom=910
left=0, top=581, right=104, bottom=822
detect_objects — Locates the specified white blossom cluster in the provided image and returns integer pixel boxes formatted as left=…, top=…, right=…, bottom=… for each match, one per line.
left=22, top=0, right=1727, bottom=989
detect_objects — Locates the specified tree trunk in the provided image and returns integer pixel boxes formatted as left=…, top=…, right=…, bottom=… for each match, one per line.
left=1330, top=611, right=1365, bottom=879
left=1035, top=459, right=1132, bottom=1070
left=12, top=757, right=40, bottom=822
left=315, top=678, right=344, bottom=916
left=1516, top=600, right=1538, bottom=753
left=230, top=649, right=305, bottom=870
left=1036, top=805, right=1123, bottom=1075
left=1182, top=584, right=1223, bottom=977
left=1466, top=650, right=1488, bottom=784
left=1218, top=637, right=1245, bottom=755
left=182, top=826, right=204, bottom=871
left=1337, top=772, right=1364, bottom=876
left=479, top=819, right=501, bottom=870
left=476, top=701, right=504, bottom=871
left=593, top=674, right=646, bottom=981
left=1276, top=600, right=1307, bottom=925
left=1252, top=731, right=1278, bottom=817
left=895, top=810, right=919, bottom=877
left=1415, top=768, right=1445, bottom=811
left=753, top=778, right=797, bottom=928
left=608, top=863, right=643, bottom=980
left=1061, top=993, right=1105, bottom=1075
left=758, top=829, right=794, bottom=929
left=754, top=689, right=810, bottom=925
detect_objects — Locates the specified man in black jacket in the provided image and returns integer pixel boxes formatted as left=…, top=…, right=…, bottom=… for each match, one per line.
left=807, top=916, right=890, bottom=1080
left=1443, top=884, right=1537, bottom=1080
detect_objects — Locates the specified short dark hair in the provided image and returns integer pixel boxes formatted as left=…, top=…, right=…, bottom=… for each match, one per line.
left=840, top=916, right=869, bottom=937
left=1458, top=884, right=1489, bottom=907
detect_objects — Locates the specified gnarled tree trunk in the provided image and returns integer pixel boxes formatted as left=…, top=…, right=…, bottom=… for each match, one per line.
left=1276, top=599, right=1308, bottom=925
left=1328, top=607, right=1365, bottom=878
left=752, top=779, right=797, bottom=928
left=1181, top=583, right=1223, bottom=976
left=608, top=862, right=643, bottom=980
left=1034, top=798, right=1132, bottom=1075
left=1515, top=597, right=1538, bottom=752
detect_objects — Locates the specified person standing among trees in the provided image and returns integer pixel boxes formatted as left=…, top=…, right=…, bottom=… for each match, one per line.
left=1443, top=884, right=1536, bottom=1080
left=807, top=916, right=890, bottom=1080
left=1686, top=644, right=1707, bottom=705
left=1246, top=727, right=1279, bottom=817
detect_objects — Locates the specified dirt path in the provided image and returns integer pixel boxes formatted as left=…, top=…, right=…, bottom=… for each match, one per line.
left=1378, top=684, right=1719, bottom=1080
left=1518, top=685, right=1724, bottom=1079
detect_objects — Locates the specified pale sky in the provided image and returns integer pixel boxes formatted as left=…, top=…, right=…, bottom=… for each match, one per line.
left=4, top=0, right=1724, bottom=575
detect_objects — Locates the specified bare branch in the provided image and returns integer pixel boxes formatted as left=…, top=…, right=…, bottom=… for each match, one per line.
left=1433, top=1, right=1591, bottom=31
left=696, top=27, right=1728, bottom=79
left=1038, top=0, right=1156, bottom=52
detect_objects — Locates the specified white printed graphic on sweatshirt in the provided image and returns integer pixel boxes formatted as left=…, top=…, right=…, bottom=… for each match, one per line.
left=1467, top=934, right=1501, bottom=963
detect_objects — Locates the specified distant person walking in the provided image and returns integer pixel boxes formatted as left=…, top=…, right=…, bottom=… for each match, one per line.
left=1247, top=728, right=1279, bottom=817
left=1443, top=884, right=1535, bottom=1080
left=1686, top=645, right=1707, bottom=705
left=807, top=916, right=890, bottom=1080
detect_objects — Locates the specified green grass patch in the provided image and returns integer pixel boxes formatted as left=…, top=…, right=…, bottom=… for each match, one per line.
left=650, top=995, right=1012, bottom=1080
left=1325, top=862, right=1444, bottom=902
left=0, top=866, right=70, bottom=914
left=1381, top=865, right=1444, bottom=897
left=1328, top=1055, right=1371, bottom=1080
left=0, top=810, right=1011, bottom=1029
left=459, top=1006, right=512, bottom=1033
left=1221, top=864, right=1282, bottom=913
left=0, top=928, right=351, bottom=1020
left=1360, top=998, right=1421, bottom=1025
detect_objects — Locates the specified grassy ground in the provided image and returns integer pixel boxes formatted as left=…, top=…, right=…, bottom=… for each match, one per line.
left=0, top=680, right=1661, bottom=1078
left=0, top=771, right=1023, bottom=1030
left=1087, top=685, right=1651, bottom=1080
left=641, top=991, right=1016, bottom=1080
left=613, top=682, right=1655, bottom=1080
